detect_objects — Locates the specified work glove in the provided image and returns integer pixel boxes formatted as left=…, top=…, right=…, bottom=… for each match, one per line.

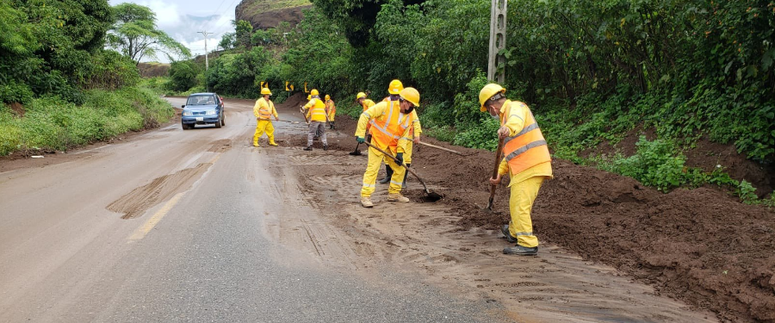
left=356, top=136, right=365, bottom=143
left=395, top=153, right=404, bottom=165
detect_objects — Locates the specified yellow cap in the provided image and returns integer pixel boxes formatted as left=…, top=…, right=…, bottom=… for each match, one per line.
left=388, top=79, right=404, bottom=95
left=478, top=83, right=505, bottom=112
left=261, top=87, right=272, bottom=95
left=310, top=89, right=319, bottom=96
left=399, top=87, right=420, bottom=107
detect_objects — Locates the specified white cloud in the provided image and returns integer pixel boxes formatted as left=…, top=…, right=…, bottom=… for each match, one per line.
left=109, top=0, right=237, bottom=62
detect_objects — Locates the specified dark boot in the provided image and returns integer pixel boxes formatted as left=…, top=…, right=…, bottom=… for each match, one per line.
left=501, top=224, right=517, bottom=243
left=503, top=245, right=538, bottom=256
left=303, top=146, right=312, bottom=151
left=378, top=165, right=393, bottom=184
left=402, top=163, right=410, bottom=188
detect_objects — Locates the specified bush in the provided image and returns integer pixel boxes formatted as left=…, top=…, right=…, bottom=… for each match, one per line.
left=0, top=88, right=173, bottom=156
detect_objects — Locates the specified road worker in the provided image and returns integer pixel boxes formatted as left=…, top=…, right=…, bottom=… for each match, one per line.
left=303, top=89, right=328, bottom=151
left=325, top=94, right=336, bottom=130
left=354, top=87, right=420, bottom=208
left=378, top=80, right=421, bottom=188
left=356, top=92, right=376, bottom=142
left=253, top=87, right=280, bottom=147
left=356, top=92, right=375, bottom=112
left=481, top=83, right=552, bottom=256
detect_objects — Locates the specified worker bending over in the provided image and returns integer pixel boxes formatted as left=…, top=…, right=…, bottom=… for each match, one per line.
left=355, top=87, right=421, bottom=208
left=303, top=89, right=328, bottom=151
left=253, top=87, right=279, bottom=147
left=378, top=80, right=421, bottom=188
left=481, top=83, right=552, bottom=256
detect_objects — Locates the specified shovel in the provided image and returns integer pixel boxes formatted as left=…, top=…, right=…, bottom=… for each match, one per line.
left=363, top=141, right=443, bottom=202
left=417, top=141, right=467, bottom=156
left=487, top=137, right=506, bottom=210
left=348, top=142, right=363, bottom=156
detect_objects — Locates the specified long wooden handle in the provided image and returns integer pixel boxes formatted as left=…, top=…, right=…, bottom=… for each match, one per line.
left=363, top=141, right=432, bottom=193
left=488, top=138, right=506, bottom=206
left=417, top=141, right=465, bottom=156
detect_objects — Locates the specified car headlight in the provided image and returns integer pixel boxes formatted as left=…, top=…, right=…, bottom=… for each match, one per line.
left=205, top=110, right=217, bottom=115
left=182, top=111, right=193, bottom=116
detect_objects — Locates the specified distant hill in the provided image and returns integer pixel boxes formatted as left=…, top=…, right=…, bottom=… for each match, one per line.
left=235, top=0, right=312, bottom=30
left=137, top=62, right=170, bottom=78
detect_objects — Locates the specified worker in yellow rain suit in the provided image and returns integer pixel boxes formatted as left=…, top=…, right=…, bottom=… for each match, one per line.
left=481, top=83, right=552, bottom=256
left=303, top=89, right=328, bottom=151
left=378, top=80, right=421, bottom=188
left=356, top=92, right=376, bottom=142
left=354, top=87, right=420, bottom=208
left=325, top=94, right=336, bottom=130
left=253, top=87, right=280, bottom=147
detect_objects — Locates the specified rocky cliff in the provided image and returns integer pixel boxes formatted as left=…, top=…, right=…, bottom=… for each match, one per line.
left=235, top=0, right=312, bottom=30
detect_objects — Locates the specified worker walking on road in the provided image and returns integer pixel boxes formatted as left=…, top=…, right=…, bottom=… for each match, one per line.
left=303, top=89, right=328, bottom=151
left=253, top=87, right=280, bottom=147
left=378, top=80, right=422, bottom=188
left=325, top=94, right=336, bottom=130
left=355, top=87, right=420, bottom=208
left=481, top=83, right=552, bottom=256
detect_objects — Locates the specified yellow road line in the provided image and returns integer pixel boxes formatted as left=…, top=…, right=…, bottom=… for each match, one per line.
left=128, top=192, right=184, bottom=241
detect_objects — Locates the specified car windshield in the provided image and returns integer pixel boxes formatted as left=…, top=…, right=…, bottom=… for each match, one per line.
left=187, top=95, right=216, bottom=106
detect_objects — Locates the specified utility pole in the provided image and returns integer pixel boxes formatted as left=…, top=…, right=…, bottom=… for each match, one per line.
left=488, top=0, right=507, bottom=83
left=198, top=30, right=211, bottom=71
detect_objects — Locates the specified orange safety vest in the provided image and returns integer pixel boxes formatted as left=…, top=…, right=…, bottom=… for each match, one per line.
left=369, top=100, right=414, bottom=149
left=257, top=98, right=274, bottom=120
left=326, top=99, right=336, bottom=117
left=501, top=101, right=551, bottom=174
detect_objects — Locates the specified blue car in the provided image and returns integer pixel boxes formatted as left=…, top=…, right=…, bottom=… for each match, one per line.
left=181, top=93, right=225, bottom=129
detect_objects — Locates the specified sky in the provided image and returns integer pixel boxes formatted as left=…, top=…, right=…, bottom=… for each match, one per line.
left=108, top=0, right=239, bottom=62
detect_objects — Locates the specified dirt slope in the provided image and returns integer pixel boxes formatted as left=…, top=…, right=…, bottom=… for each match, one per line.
left=320, top=110, right=775, bottom=322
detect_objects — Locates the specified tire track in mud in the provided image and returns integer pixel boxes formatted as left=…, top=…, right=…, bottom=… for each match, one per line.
left=107, top=139, right=232, bottom=219
left=279, top=147, right=718, bottom=322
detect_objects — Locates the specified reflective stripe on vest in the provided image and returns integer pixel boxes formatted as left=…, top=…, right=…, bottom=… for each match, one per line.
left=369, top=100, right=413, bottom=147
left=501, top=101, right=551, bottom=174
left=258, top=98, right=273, bottom=119
left=309, top=99, right=327, bottom=121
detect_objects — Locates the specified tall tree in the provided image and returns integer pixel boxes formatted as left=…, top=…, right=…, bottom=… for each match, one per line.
left=106, top=3, right=191, bottom=64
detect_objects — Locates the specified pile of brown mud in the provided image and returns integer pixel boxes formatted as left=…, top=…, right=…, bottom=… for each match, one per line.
left=318, top=112, right=775, bottom=322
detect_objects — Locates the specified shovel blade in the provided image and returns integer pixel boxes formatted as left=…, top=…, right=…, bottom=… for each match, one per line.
left=420, top=191, right=443, bottom=202
left=349, top=150, right=362, bottom=156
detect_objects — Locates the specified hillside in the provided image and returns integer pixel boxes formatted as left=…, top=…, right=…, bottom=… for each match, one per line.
left=235, top=0, right=312, bottom=30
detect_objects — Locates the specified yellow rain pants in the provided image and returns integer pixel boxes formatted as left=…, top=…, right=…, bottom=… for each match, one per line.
left=361, top=146, right=406, bottom=197
left=508, top=176, right=545, bottom=248
left=253, top=120, right=276, bottom=146
left=403, top=141, right=414, bottom=164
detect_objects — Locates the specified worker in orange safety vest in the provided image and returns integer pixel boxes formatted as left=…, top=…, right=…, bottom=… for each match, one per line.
left=378, top=80, right=421, bottom=188
left=354, top=87, right=420, bottom=208
left=481, top=83, right=553, bottom=256
left=325, top=94, right=336, bottom=130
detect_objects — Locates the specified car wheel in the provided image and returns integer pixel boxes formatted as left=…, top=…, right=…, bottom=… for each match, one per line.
left=182, top=123, right=189, bottom=130
left=215, top=117, right=222, bottom=128
left=221, top=116, right=225, bottom=126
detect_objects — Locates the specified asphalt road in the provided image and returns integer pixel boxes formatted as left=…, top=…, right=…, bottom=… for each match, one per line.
left=0, top=97, right=497, bottom=322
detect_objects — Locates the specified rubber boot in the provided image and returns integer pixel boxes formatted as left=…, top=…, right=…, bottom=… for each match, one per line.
left=402, top=163, right=410, bottom=188
left=378, top=165, right=393, bottom=184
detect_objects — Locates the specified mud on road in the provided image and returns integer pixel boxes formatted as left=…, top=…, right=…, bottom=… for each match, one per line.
left=263, top=93, right=773, bottom=322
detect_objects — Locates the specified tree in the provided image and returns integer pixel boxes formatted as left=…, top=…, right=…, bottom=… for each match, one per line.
left=106, top=3, right=191, bottom=64
left=235, top=20, right=253, bottom=48
left=219, top=32, right=235, bottom=50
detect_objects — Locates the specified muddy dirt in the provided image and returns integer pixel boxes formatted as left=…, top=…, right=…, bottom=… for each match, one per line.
left=299, top=104, right=775, bottom=322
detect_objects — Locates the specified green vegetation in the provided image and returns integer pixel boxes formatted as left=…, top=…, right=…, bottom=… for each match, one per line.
left=242, top=0, right=311, bottom=15
left=1, top=1, right=176, bottom=157
left=133, top=0, right=775, bottom=200
left=106, top=3, right=191, bottom=64
left=0, top=88, right=173, bottom=155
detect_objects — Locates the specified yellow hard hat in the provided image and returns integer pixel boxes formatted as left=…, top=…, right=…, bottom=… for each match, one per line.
left=307, top=95, right=311, bottom=100
left=311, top=89, right=319, bottom=96
left=356, top=92, right=367, bottom=100
left=261, top=87, right=272, bottom=95
left=399, top=87, right=420, bottom=107
left=388, top=79, right=404, bottom=95
left=325, top=94, right=330, bottom=100
left=479, top=83, right=506, bottom=112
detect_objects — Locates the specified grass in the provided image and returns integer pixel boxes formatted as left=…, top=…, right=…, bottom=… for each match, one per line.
left=0, top=87, right=173, bottom=156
